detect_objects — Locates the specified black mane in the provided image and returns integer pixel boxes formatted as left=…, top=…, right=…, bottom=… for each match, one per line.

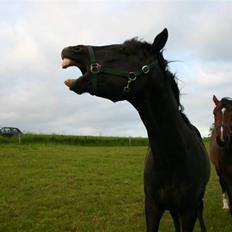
left=123, top=37, right=153, bottom=53
left=123, top=38, right=190, bottom=124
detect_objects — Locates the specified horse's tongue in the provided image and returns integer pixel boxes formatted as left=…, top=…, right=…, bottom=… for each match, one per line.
left=64, top=79, right=74, bottom=88
left=62, top=58, right=73, bottom=68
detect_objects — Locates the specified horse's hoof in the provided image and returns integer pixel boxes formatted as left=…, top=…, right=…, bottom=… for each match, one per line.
left=64, top=79, right=74, bottom=87
left=222, top=204, right=230, bottom=210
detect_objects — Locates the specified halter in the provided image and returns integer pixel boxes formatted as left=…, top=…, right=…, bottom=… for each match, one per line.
left=87, top=46, right=158, bottom=101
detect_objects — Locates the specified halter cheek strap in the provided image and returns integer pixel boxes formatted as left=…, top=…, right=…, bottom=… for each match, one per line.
left=87, top=46, right=158, bottom=101
left=88, top=46, right=98, bottom=95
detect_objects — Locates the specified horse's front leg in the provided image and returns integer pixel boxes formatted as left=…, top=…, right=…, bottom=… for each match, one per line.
left=180, top=209, right=198, bottom=232
left=226, top=184, right=232, bottom=214
left=145, top=195, right=164, bottom=232
left=217, top=171, right=230, bottom=209
left=170, top=210, right=181, bottom=232
left=197, top=200, right=207, bottom=232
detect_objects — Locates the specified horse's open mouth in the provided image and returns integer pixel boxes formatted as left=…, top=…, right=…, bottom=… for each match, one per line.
left=62, top=58, right=88, bottom=88
left=62, top=58, right=87, bottom=74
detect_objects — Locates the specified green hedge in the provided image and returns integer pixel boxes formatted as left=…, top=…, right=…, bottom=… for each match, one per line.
left=0, top=133, right=148, bottom=146
left=0, top=133, right=210, bottom=146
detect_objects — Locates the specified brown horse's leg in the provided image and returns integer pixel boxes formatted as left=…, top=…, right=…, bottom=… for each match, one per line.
left=180, top=209, right=198, bottom=232
left=145, top=196, right=164, bottom=232
left=217, top=172, right=230, bottom=209
left=226, top=185, right=232, bottom=215
left=170, top=210, right=181, bottom=232
left=217, top=171, right=226, bottom=193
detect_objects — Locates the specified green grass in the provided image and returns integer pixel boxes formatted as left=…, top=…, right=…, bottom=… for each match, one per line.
left=0, top=143, right=231, bottom=232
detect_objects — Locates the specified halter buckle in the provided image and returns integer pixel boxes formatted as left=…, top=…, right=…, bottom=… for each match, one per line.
left=128, top=72, right=137, bottom=81
left=90, top=63, right=101, bottom=74
left=142, top=65, right=150, bottom=74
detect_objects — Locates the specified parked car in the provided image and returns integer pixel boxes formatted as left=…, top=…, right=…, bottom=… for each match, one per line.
left=0, top=127, right=23, bottom=137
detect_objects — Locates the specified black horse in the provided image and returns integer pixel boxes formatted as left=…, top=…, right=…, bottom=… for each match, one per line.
left=210, top=95, right=232, bottom=213
left=61, top=29, right=210, bottom=232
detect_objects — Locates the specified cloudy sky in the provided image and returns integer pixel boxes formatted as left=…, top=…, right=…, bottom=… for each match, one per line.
left=0, top=0, right=231, bottom=137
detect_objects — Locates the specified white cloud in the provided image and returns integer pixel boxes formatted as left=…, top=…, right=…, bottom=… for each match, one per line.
left=0, top=1, right=231, bottom=137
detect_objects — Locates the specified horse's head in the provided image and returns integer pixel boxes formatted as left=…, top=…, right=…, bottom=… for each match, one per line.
left=61, top=29, right=168, bottom=102
left=213, top=95, right=232, bottom=146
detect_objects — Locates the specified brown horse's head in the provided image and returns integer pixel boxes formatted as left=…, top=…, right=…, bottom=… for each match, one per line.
left=213, top=95, right=232, bottom=146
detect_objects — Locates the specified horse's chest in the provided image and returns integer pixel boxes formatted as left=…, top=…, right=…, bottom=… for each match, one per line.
left=156, top=185, right=185, bottom=208
left=144, top=152, right=199, bottom=209
left=144, top=170, right=192, bottom=209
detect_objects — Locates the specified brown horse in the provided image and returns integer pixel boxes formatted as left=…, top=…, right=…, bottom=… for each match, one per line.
left=210, top=95, right=232, bottom=214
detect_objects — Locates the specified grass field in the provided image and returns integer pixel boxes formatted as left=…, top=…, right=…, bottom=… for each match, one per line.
left=0, top=143, right=232, bottom=232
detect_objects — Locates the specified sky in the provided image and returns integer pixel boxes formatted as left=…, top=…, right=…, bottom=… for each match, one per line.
left=0, top=0, right=231, bottom=137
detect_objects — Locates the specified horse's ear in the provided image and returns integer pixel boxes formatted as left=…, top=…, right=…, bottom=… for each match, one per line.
left=213, top=95, right=220, bottom=105
left=152, top=28, right=168, bottom=53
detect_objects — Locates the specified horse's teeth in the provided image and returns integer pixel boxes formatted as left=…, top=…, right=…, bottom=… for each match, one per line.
left=64, top=79, right=74, bottom=87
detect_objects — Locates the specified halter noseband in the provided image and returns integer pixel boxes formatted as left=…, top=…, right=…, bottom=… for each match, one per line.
left=87, top=46, right=158, bottom=101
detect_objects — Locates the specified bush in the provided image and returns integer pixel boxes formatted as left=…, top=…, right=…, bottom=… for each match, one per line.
left=0, top=133, right=148, bottom=146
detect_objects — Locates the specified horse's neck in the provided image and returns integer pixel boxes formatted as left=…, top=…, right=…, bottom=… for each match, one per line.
left=210, top=129, right=221, bottom=168
left=131, top=88, right=189, bottom=158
